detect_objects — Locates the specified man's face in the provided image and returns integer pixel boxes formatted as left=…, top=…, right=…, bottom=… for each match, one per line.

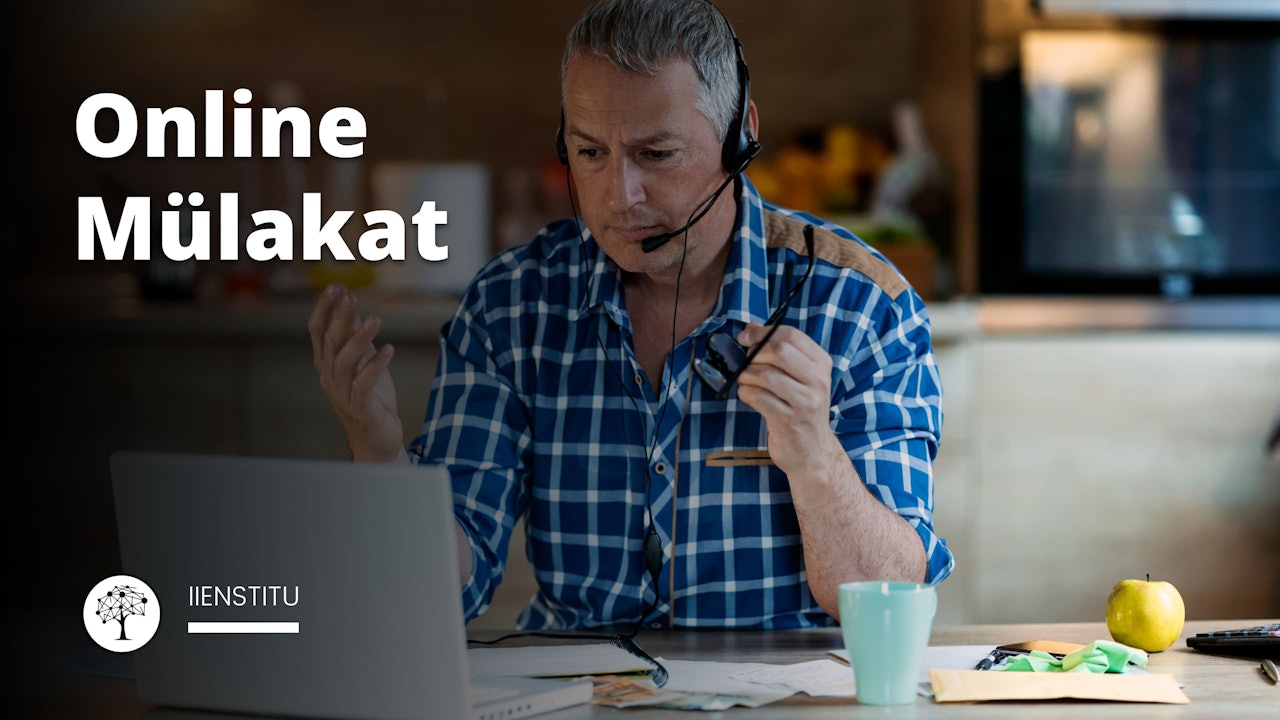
left=562, top=55, right=731, bottom=275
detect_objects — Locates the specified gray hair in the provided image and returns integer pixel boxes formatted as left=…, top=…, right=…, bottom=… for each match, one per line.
left=561, top=0, right=740, bottom=140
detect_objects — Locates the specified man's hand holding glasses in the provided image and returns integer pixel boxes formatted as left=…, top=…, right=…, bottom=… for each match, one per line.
left=693, top=224, right=840, bottom=474
left=694, top=223, right=817, bottom=400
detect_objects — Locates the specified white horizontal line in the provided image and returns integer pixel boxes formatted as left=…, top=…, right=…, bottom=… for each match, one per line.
left=187, top=622, right=299, bottom=634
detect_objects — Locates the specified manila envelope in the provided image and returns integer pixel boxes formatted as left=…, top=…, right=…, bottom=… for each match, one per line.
left=929, top=669, right=1189, bottom=704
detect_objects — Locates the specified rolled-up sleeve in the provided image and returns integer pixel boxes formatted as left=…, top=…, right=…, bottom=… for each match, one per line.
left=830, top=287, right=954, bottom=585
left=411, top=291, right=532, bottom=622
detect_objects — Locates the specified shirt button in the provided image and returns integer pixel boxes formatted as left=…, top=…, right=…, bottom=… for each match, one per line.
left=654, top=461, right=667, bottom=475
left=633, top=373, right=643, bottom=387
left=650, top=622, right=663, bottom=629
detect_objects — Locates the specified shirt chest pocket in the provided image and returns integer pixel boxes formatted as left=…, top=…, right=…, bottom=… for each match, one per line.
left=704, top=449, right=774, bottom=467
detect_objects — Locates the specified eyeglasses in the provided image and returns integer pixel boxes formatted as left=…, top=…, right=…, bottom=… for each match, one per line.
left=694, top=224, right=816, bottom=400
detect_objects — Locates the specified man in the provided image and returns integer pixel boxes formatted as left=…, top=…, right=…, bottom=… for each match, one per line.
left=310, top=0, right=952, bottom=631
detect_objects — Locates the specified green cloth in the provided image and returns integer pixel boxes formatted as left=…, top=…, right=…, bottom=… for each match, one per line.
left=998, top=641, right=1148, bottom=674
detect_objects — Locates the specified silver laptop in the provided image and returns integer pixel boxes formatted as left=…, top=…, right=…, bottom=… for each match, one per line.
left=110, top=451, right=590, bottom=720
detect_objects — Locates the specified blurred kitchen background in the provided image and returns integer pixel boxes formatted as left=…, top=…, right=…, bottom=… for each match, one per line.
left=5, top=0, right=1278, bottom=628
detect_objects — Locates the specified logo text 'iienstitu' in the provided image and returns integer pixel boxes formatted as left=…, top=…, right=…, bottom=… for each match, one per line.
left=189, top=585, right=300, bottom=607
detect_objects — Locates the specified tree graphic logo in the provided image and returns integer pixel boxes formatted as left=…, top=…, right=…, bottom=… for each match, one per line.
left=83, top=575, right=160, bottom=652
left=98, top=584, right=147, bottom=640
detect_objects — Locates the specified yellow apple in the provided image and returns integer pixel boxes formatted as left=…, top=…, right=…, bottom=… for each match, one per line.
left=1105, top=575, right=1185, bottom=652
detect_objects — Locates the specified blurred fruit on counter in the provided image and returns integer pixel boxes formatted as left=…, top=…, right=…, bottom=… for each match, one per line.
left=747, top=103, right=951, bottom=300
left=747, top=123, right=891, bottom=216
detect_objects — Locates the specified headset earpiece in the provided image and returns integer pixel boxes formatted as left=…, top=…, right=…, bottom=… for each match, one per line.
left=720, top=34, right=759, bottom=175
left=556, top=108, right=569, bottom=166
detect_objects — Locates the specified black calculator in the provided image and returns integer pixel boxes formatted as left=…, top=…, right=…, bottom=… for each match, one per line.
left=1185, top=623, right=1280, bottom=658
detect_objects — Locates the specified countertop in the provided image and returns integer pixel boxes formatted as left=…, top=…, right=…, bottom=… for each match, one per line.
left=11, top=275, right=1280, bottom=344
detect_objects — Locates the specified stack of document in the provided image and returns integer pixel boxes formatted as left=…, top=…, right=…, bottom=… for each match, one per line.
left=468, top=644, right=796, bottom=710
left=470, top=643, right=1189, bottom=709
left=469, top=643, right=657, bottom=678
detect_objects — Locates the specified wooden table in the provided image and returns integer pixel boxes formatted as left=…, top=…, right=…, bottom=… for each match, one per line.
left=17, top=619, right=1278, bottom=718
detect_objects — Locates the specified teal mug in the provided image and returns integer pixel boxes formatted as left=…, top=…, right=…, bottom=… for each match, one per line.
left=838, top=581, right=937, bottom=705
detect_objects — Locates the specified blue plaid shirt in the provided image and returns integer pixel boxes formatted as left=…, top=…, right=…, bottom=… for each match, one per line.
left=412, top=177, right=952, bottom=629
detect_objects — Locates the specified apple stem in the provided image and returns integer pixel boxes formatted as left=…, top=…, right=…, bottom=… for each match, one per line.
left=1146, top=573, right=1150, bottom=582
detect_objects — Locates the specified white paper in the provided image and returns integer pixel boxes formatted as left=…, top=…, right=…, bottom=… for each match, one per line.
left=656, top=657, right=798, bottom=708
left=732, top=658, right=856, bottom=697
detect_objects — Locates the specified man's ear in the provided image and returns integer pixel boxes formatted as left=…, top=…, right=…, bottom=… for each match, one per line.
left=746, top=100, right=759, bottom=140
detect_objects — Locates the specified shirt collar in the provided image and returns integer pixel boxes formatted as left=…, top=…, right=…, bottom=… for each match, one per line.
left=583, top=224, right=625, bottom=327
left=583, top=175, right=774, bottom=332
left=710, top=175, right=773, bottom=333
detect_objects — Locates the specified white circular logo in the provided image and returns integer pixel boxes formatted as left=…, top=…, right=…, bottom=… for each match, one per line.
left=83, top=575, right=160, bottom=652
